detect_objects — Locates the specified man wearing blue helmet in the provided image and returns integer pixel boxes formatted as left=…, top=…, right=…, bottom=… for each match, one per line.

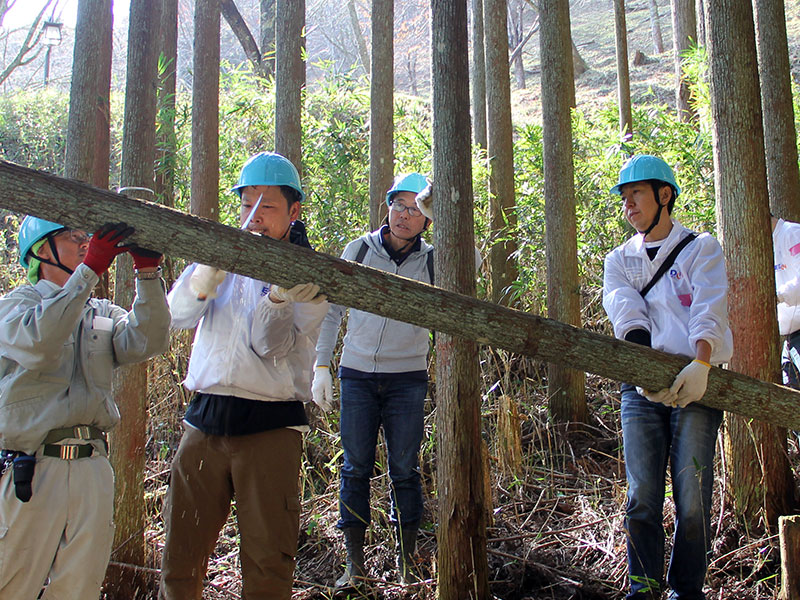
left=0, top=217, right=169, bottom=599
left=160, top=152, right=328, bottom=600
left=312, top=173, right=434, bottom=589
left=602, top=155, right=733, bottom=599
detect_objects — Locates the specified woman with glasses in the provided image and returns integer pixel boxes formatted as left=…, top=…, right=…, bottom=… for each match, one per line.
left=312, top=173, right=433, bottom=590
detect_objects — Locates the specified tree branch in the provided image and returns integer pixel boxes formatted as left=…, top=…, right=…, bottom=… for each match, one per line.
left=219, top=0, right=261, bottom=71
left=1, top=159, right=799, bottom=430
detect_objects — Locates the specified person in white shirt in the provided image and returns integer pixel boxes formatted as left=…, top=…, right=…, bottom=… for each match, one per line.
left=602, top=154, right=733, bottom=600
left=159, top=152, right=328, bottom=600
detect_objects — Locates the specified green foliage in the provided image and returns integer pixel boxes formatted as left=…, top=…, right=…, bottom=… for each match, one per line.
left=0, top=90, right=69, bottom=175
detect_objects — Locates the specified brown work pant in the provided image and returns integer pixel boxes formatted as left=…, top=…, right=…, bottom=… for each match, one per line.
left=159, top=425, right=302, bottom=600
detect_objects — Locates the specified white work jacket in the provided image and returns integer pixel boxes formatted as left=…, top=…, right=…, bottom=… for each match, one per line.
left=603, top=219, right=733, bottom=363
left=169, top=264, right=328, bottom=402
left=773, top=218, right=800, bottom=335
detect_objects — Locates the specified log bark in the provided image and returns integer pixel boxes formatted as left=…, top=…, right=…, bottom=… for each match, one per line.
left=2, top=160, right=800, bottom=432
left=779, top=515, right=800, bottom=600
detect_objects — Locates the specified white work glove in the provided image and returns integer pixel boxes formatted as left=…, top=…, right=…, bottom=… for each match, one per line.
left=669, top=360, right=711, bottom=408
left=777, top=284, right=788, bottom=304
left=269, top=283, right=326, bottom=304
left=636, top=386, right=677, bottom=406
left=311, top=366, right=335, bottom=412
left=189, top=264, right=226, bottom=299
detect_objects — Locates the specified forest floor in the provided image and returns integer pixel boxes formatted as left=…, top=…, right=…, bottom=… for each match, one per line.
left=129, top=345, right=800, bottom=600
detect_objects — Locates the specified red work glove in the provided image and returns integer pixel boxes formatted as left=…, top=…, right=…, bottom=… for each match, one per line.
left=128, top=245, right=163, bottom=270
left=83, top=223, right=134, bottom=275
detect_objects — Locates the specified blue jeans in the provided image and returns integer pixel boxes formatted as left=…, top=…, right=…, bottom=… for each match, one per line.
left=620, top=389, right=722, bottom=600
left=337, top=377, right=427, bottom=531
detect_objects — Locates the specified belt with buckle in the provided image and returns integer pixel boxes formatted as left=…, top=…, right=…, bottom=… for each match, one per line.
left=42, top=444, right=94, bottom=460
left=43, top=425, right=106, bottom=445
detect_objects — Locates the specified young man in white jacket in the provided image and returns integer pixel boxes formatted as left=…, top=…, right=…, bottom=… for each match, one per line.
left=159, top=152, right=328, bottom=600
left=0, top=217, right=169, bottom=599
left=602, top=155, right=733, bottom=600
left=312, top=173, right=434, bottom=588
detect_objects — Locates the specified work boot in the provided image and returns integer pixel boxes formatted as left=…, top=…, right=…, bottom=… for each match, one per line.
left=396, top=526, right=419, bottom=585
left=335, top=527, right=366, bottom=590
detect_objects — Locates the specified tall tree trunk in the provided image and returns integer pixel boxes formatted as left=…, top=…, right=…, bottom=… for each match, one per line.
left=648, top=0, right=664, bottom=53
left=191, top=0, right=220, bottom=221
left=485, top=0, right=518, bottom=305
left=696, top=0, right=707, bottom=47
left=509, top=1, right=526, bottom=89
left=156, top=0, right=179, bottom=285
left=431, top=0, right=490, bottom=597
left=471, top=0, right=487, bottom=149
left=156, top=0, right=178, bottom=208
left=261, top=0, right=276, bottom=77
left=540, top=0, right=586, bottom=424
left=613, top=0, right=632, bottom=137
left=707, top=0, right=792, bottom=528
left=348, top=0, right=370, bottom=77
left=64, top=0, right=112, bottom=298
left=369, top=0, right=393, bottom=232
left=275, top=0, right=305, bottom=173
left=753, top=0, right=800, bottom=221
left=109, top=0, right=162, bottom=596
left=671, top=0, right=697, bottom=121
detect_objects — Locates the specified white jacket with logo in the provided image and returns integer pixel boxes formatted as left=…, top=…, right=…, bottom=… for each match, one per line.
left=315, top=230, right=434, bottom=373
left=773, top=218, right=800, bottom=336
left=169, top=264, right=328, bottom=402
left=603, top=219, right=733, bottom=363
left=0, top=263, right=170, bottom=454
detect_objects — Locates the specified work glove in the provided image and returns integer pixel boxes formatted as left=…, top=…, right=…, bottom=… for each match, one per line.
left=128, top=245, right=163, bottom=270
left=189, top=264, right=227, bottom=300
left=669, top=360, right=711, bottom=408
left=311, top=366, right=335, bottom=412
left=83, top=222, right=135, bottom=275
left=269, top=283, right=326, bottom=304
left=636, top=386, right=677, bottom=406
left=415, top=180, right=434, bottom=220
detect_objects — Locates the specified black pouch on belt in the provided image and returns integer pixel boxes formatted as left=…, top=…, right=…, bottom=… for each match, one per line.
left=12, top=455, right=35, bottom=502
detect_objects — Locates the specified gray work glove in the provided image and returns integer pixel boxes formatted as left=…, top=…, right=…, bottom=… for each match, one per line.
left=269, top=283, right=326, bottom=304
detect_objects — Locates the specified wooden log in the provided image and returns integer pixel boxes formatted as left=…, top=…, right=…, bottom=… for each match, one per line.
left=1, top=159, right=800, bottom=430
left=779, top=514, right=800, bottom=600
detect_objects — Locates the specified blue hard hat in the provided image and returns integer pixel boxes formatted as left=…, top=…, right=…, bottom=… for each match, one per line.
left=610, top=154, right=681, bottom=197
left=231, top=152, right=305, bottom=202
left=385, top=173, right=429, bottom=206
left=18, top=216, right=66, bottom=268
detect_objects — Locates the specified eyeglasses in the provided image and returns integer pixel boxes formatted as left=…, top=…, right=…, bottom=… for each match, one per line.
left=388, top=200, right=422, bottom=218
left=55, top=230, right=91, bottom=245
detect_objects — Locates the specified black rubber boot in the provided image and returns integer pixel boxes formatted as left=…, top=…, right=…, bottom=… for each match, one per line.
left=396, top=526, right=419, bottom=585
left=335, top=527, right=366, bottom=589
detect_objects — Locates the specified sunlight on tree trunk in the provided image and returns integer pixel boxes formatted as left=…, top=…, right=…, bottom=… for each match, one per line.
left=276, top=0, right=305, bottom=173
left=540, top=0, right=586, bottom=425
left=348, top=0, right=370, bottom=77
left=671, top=0, right=696, bottom=121
left=707, top=0, right=792, bottom=529
left=753, top=0, right=800, bottom=221
left=369, top=0, right=393, bottom=232
left=431, top=0, right=490, bottom=596
left=485, top=0, right=518, bottom=306
left=190, top=0, right=220, bottom=221
left=647, top=0, right=664, bottom=53
left=613, top=0, right=632, bottom=137
left=109, top=0, right=163, bottom=596
left=471, top=0, right=487, bottom=149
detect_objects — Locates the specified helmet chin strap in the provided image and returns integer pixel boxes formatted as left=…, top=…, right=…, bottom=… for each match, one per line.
left=388, top=225, right=419, bottom=253
left=30, top=236, right=74, bottom=276
left=641, top=202, right=665, bottom=237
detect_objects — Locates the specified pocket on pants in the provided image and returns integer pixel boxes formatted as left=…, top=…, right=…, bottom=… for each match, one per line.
left=277, top=494, right=301, bottom=559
